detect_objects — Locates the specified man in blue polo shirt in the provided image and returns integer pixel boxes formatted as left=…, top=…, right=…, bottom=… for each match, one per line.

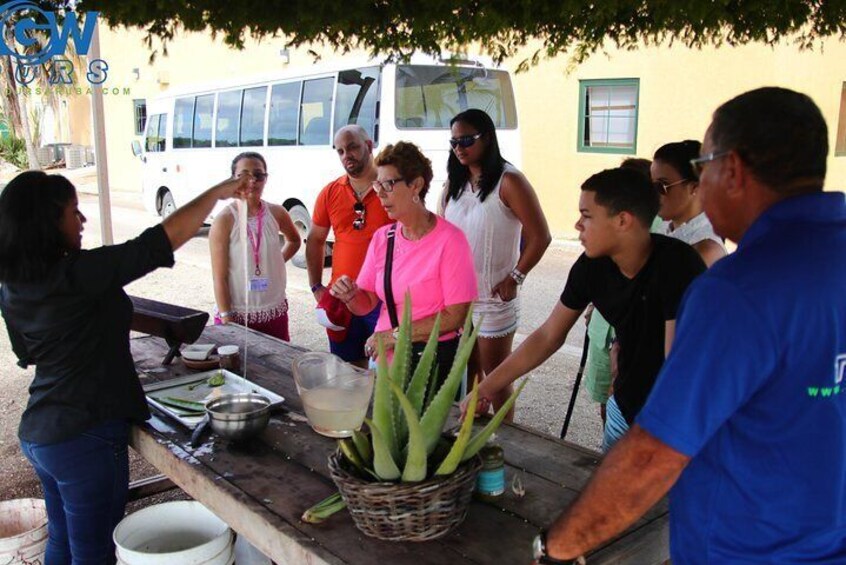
left=531, top=87, right=846, bottom=564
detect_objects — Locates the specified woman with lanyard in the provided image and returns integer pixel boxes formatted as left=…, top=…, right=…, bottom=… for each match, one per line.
left=210, top=151, right=301, bottom=340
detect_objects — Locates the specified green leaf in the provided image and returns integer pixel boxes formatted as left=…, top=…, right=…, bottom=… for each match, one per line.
left=391, top=292, right=414, bottom=450
left=351, top=429, right=373, bottom=465
left=406, top=313, right=441, bottom=416
left=462, top=379, right=528, bottom=462
left=365, top=418, right=400, bottom=481
left=388, top=380, right=427, bottom=482
left=372, top=335, right=398, bottom=461
left=419, top=307, right=479, bottom=455
left=435, top=377, right=479, bottom=476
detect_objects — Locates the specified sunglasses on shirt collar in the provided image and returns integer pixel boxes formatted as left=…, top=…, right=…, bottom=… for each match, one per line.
left=353, top=202, right=365, bottom=230
left=449, top=133, right=483, bottom=149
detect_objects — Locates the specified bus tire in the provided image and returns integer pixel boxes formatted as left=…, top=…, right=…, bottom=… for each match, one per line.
left=287, top=204, right=310, bottom=269
left=159, top=190, right=176, bottom=219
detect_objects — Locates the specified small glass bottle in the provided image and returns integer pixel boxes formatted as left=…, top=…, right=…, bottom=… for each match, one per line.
left=475, top=443, right=505, bottom=501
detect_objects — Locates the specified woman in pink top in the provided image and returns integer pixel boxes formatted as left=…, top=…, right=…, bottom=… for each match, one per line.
left=331, top=142, right=478, bottom=388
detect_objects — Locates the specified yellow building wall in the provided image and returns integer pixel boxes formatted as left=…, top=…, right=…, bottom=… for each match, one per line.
left=87, top=29, right=846, bottom=237
left=511, top=40, right=846, bottom=237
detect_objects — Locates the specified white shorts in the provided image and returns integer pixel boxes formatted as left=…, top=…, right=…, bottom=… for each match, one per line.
left=472, top=298, right=520, bottom=338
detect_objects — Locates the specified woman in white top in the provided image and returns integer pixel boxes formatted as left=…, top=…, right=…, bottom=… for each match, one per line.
left=651, top=140, right=727, bottom=267
left=210, top=152, right=301, bottom=340
left=441, top=109, right=551, bottom=417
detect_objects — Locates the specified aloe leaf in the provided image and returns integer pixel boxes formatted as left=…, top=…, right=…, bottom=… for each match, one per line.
left=301, top=492, right=346, bottom=524
left=351, top=429, right=373, bottom=465
left=424, top=361, right=440, bottom=411
left=365, top=418, right=400, bottom=481
left=462, top=379, right=528, bottom=462
left=338, top=438, right=366, bottom=473
left=419, top=309, right=480, bottom=455
left=406, top=313, right=441, bottom=416
left=391, top=293, right=413, bottom=450
left=435, top=377, right=479, bottom=476
left=372, top=335, right=398, bottom=461
left=388, top=380, right=427, bottom=482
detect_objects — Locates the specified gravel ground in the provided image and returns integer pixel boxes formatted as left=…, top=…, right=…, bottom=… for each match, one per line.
left=0, top=170, right=604, bottom=508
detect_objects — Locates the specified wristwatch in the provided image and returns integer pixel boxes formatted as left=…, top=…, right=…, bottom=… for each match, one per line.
left=532, top=532, right=577, bottom=564
left=310, top=283, right=324, bottom=293
left=510, top=267, right=526, bottom=285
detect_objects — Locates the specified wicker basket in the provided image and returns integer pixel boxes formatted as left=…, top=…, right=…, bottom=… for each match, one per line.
left=328, top=450, right=482, bottom=541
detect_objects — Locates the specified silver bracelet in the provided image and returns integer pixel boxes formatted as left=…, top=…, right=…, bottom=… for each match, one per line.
left=510, top=268, right=526, bottom=285
left=218, top=310, right=233, bottom=318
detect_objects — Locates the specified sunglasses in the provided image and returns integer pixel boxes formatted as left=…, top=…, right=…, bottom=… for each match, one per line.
left=352, top=202, right=365, bottom=230
left=449, top=133, right=483, bottom=149
left=237, top=171, right=269, bottom=182
left=371, top=178, right=405, bottom=193
left=689, top=151, right=730, bottom=178
left=653, top=178, right=689, bottom=195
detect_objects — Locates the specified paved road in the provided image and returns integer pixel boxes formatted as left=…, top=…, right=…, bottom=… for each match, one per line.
left=0, top=188, right=606, bottom=471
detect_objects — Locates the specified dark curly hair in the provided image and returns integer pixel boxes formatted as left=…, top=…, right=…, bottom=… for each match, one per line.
left=0, top=171, right=77, bottom=283
left=445, top=109, right=506, bottom=203
left=374, top=142, right=433, bottom=201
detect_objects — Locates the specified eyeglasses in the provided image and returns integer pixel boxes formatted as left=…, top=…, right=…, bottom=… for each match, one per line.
left=689, top=151, right=730, bottom=178
left=449, top=133, right=483, bottom=149
left=371, top=178, right=405, bottom=193
left=653, top=178, right=689, bottom=196
left=237, top=171, right=269, bottom=182
left=352, top=202, right=365, bottom=230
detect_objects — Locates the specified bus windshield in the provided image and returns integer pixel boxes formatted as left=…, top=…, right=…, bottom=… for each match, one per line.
left=395, top=65, right=517, bottom=130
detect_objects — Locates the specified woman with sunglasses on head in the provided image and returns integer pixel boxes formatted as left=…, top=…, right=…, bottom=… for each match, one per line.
left=652, top=140, right=726, bottom=266
left=330, top=142, right=478, bottom=388
left=440, top=109, right=551, bottom=418
left=209, top=151, right=301, bottom=340
left=0, top=170, right=248, bottom=564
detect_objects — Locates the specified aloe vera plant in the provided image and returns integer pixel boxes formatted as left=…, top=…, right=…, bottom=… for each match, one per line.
left=336, top=292, right=525, bottom=483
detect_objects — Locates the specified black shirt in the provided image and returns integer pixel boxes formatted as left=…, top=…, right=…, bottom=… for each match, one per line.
left=560, top=234, right=706, bottom=423
left=0, top=225, right=174, bottom=444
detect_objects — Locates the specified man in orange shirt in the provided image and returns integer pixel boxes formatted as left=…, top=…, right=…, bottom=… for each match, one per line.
left=306, top=125, right=392, bottom=367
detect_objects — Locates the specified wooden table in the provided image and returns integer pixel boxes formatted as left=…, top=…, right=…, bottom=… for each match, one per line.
left=130, top=324, right=668, bottom=564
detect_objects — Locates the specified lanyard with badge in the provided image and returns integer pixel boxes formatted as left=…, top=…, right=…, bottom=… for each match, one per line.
left=247, top=204, right=269, bottom=292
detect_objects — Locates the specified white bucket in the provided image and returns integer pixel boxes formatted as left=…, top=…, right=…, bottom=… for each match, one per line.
left=0, top=498, right=48, bottom=565
left=113, top=501, right=233, bottom=565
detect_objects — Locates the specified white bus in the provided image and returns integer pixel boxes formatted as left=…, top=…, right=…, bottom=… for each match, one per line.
left=134, top=55, right=520, bottom=265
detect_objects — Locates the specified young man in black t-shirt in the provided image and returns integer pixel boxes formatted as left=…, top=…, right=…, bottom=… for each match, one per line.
left=470, top=167, right=705, bottom=450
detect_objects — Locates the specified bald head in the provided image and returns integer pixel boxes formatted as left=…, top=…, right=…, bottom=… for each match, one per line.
left=334, top=125, right=375, bottom=179
left=334, top=125, right=371, bottom=147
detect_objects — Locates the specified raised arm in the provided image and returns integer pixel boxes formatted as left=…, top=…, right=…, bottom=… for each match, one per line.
left=162, top=176, right=248, bottom=251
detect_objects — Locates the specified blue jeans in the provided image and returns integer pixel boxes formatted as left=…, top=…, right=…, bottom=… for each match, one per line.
left=603, top=395, right=630, bottom=453
left=21, top=420, right=130, bottom=565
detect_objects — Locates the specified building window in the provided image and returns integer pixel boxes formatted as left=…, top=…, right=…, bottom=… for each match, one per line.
left=578, top=79, right=639, bottom=154
left=836, top=82, right=846, bottom=157
left=133, top=99, right=146, bottom=135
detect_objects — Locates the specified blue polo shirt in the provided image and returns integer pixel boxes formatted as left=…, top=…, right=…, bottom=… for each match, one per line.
left=638, top=191, right=846, bottom=563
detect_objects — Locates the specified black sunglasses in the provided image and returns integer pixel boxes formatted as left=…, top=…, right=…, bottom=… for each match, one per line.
left=352, top=202, right=365, bottom=230
left=449, top=133, right=483, bottom=149
left=653, top=179, right=689, bottom=196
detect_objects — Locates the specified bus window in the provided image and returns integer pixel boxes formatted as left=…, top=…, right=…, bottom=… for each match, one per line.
left=395, top=65, right=517, bottom=129
left=173, top=97, right=194, bottom=148
left=334, top=66, right=380, bottom=141
left=193, top=94, right=214, bottom=148
left=216, top=90, right=242, bottom=147
left=268, top=81, right=300, bottom=146
left=299, top=77, right=333, bottom=146
left=158, top=114, right=167, bottom=151
left=241, top=86, right=266, bottom=146
left=144, top=114, right=161, bottom=152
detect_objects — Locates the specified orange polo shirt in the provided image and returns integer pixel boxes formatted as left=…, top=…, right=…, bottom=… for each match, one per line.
left=312, top=175, right=392, bottom=285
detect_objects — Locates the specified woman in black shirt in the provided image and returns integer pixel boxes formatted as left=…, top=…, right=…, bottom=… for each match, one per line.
left=0, top=170, right=247, bottom=565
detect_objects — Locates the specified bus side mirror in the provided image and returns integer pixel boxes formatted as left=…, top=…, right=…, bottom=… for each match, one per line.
left=131, top=140, right=142, bottom=157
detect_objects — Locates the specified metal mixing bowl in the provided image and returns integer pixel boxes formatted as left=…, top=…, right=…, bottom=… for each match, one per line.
left=205, top=393, right=271, bottom=441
